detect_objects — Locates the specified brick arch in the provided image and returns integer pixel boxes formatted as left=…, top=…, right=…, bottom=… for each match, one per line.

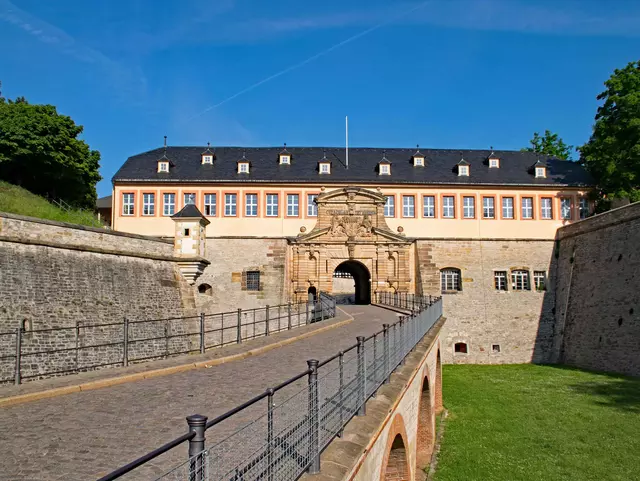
left=434, top=348, right=443, bottom=413
left=380, top=414, right=412, bottom=481
left=415, top=370, right=434, bottom=470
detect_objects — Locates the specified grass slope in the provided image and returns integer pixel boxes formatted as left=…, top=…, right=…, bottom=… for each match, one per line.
left=435, top=364, right=640, bottom=481
left=0, top=181, right=102, bottom=228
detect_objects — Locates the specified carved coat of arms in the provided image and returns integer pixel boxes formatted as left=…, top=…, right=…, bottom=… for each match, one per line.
left=330, top=213, right=373, bottom=238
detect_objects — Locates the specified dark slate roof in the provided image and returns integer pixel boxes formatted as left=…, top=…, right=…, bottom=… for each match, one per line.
left=171, top=204, right=206, bottom=219
left=96, top=195, right=112, bottom=209
left=113, top=147, right=593, bottom=187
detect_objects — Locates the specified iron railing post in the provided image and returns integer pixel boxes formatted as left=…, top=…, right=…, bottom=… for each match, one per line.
left=14, top=327, right=22, bottom=385
left=307, top=359, right=320, bottom=474
left=383, top=324, right=390, bottom=383
left=399, top=318, right=406, bottom=365
left=320, top=297, right=324, bottom=320
left=338, top=351, right=344, bottom=437
left=392, top=323, right=398, bottom=368
left=287, top=302, right=292, bottom=330
left=200, top=313, right=205, bottom=354
left=186, top=414, right=208, bottom=481
left=373, top=333, right=378, bottom=388
left=266, top=305, right=270, bottom=335
left=267, top=388, right=275, bottom=481
left=357, top=336, right=366, bottom=416
left=123, top=317, right=129, bottom=367
left=306, top=301, right=310, bottom=325
left=236, top=308, right=242, bottom=344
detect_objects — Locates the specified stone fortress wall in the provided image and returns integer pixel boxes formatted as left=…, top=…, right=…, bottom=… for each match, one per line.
left=552, top=202, right=640, bottom=377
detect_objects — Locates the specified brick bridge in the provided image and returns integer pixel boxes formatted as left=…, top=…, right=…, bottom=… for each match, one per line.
left=0, top=303, right=444, bottom=481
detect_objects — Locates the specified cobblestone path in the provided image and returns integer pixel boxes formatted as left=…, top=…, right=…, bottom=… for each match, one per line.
left=0, top=305, right=401, bottom=481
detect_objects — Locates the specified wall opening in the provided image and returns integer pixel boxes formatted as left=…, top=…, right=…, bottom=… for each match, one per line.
left=416, top=375, right=434, bottom=470
left=198, top=283, right=212, bottom=296
left=492, top=344, right=501, bottom=353
left=454, top=342, right=468, bottom=353
left=307, top=286, right=317, bottom=303
left=383, top=434, right=410, bottom=481
left=333, top=260, right=371, bottom=304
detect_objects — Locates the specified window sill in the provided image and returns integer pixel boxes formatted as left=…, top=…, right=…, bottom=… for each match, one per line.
left=441, top=290, right=460, bottom=295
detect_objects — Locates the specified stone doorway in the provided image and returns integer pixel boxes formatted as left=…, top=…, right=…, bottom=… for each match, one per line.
left=333, top=260, right=371, bottom=304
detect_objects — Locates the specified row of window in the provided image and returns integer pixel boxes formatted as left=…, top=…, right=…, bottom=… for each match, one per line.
left=122, top=192, right=319, bottom=217
left=384, top=195, right=588, bottom=220
left=441, top=268, right=547, bottom=293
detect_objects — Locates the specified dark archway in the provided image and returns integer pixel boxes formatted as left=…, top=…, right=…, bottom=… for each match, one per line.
left=307, top=286, right=317, bottom=303
left=334, top=260, right=371, bottom=304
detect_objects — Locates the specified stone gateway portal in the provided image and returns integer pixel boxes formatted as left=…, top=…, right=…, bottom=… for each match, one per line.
left=289, top=187, right=412, bottom=303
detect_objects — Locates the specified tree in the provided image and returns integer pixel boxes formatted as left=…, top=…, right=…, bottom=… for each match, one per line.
left=579, top=60, right=640, bottom=204
left=522, top=130, right=574, bottom=160
left=0, top=95, right=101, bottom=209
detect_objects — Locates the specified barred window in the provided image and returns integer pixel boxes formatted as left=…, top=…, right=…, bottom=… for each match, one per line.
left=423, top=195, right=435, bottom=218
left=441, top=268, right=462, bottom=293
left=246, top=271, right=260, bottom=291
left=384, top=196, right=395, bottom=217
left=494, top=271, right=508, bottom=291
left=511, top=270, right=530, bottom=291
left=534, top=271, right=547, bottom=291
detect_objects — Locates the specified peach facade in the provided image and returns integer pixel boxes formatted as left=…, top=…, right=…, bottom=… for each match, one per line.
left=112, top=183, right=589, bottom=240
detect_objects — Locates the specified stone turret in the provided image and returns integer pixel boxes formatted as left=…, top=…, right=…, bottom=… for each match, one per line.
left=171, top=205, right=210, bottom=284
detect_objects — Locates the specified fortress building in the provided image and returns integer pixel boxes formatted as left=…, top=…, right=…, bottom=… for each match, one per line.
left=111, top=145, right=593, bottom=363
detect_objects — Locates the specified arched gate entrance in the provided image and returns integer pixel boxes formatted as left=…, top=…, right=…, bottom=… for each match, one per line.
left=334, top=260, right=371, bottom=304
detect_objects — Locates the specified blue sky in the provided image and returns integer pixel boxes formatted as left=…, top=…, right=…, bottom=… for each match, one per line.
left=1, top=0, right=639, bottom=197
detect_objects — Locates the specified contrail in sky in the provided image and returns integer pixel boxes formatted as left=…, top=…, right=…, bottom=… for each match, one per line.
left=185, top=1, right=431, bottom=122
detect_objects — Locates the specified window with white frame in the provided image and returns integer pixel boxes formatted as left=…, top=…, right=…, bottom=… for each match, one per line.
left=319, top=163, right=330, bottom=174
left=534, top=271, right=547, bottom=291
left=483, top=197, right=495, bottom=219
left=224, top=193, right=237, bottom=216
left=287, top=194, right=299, bottom=217
left=579, top=197, right=589, bottom=219
left=158, top=161, right=169, bottom=173
left=522, top=197, right=533, bottom=219
left=142, top=193, right=155, bottom=216
left=441, top=268, right=462, bottom=292
left=489, top=158, right=499, bottom=168
left=541, top=198, right=553, bottom=219
left=307, top=194, right=318, bottom=217
left=414, top=156, right=424, bottom=166
left=511, top=270, right=530, bottom=291
left=561, top=198, right=572, bottom=220
left=494, top=271, right=508, bottom=291
left=384, top=196, right=395, bottom=217
left=266, top=194, right=279, bottom=217
left=458, top=165, right=469, bottom=176
left=502, top=197, right=514, bottom=219
left=238, top=162, right=249, bottom=173
left=204, top=194, right=216, bottom=216
left=122, top=193, right=134, bottom=216
left=163, top=193, right=175, bottom=216
left=423, top=195, right=435, bottom=218
left=402, top=195, right=415, bottom=218
left=443, top=196, right=455, bottom=218
left=463, top=196, right=475, bottom=218
left=535, top=167, right=546, bottom=178
left=380, top=163, right=390, bottom=175
left=202, top=155, right=213, bottom=165
left=279, top=155, right=290, bottom=165
left=184, top=193, right=195, bottom=206
left=245, top=193, right=258, bottom=217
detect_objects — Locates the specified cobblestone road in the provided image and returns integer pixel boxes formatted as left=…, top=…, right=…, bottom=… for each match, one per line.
left=0, top=305, right=401, bottom=481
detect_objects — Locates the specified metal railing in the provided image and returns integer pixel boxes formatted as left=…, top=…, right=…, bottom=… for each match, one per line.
left=375, top=291, right=435, bottom=312
left=0, top=295, right=336, bottom=385
left=96, top=294, right=442, bottom=481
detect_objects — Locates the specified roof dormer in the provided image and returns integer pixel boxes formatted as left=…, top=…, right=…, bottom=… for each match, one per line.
left=457, top=157, right=470, bottom=177
left=279, top=143, right=291, bottom=165
left=237, top=150, right=250, bottom=174
left=201, top=142, right=215, bottom=165
left=531, top=159, right=547, bottom=178
left=412, top=145, right=425, bottom=167
left=378, top=150, right=391, bottom=175
left=157, top=135, right=173, bottom=173
left=318, top=149, right=331, bottom=175
left=488, top=150, right=500, bottom=168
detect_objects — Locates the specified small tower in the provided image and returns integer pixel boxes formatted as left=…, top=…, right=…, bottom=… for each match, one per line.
left=171, top=205, right=210, bottom=284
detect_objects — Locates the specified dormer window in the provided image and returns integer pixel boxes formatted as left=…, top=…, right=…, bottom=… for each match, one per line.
left=238, top=162, right=250, bottom=174
left=489, top=158, right=499, bottom=168
left=379, top=163, right=391, bottom=175
left=413, top=145, right=425, bottom=167
left=319, top=162, right=331, bottom=174
left=202, top=155, right=213, bottom=165
left=158, top=161, right=169, bottom=173
left=279, top=154, right=290, bottom=165
left=535, top=166, right=546, bottom=178
left=458, top=165, right=469, bottom=176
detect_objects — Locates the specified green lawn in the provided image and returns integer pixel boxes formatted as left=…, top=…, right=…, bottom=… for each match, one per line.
left=0, top=181, right=103, bottom=227
left=434, top=364, right=640, bottom=481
